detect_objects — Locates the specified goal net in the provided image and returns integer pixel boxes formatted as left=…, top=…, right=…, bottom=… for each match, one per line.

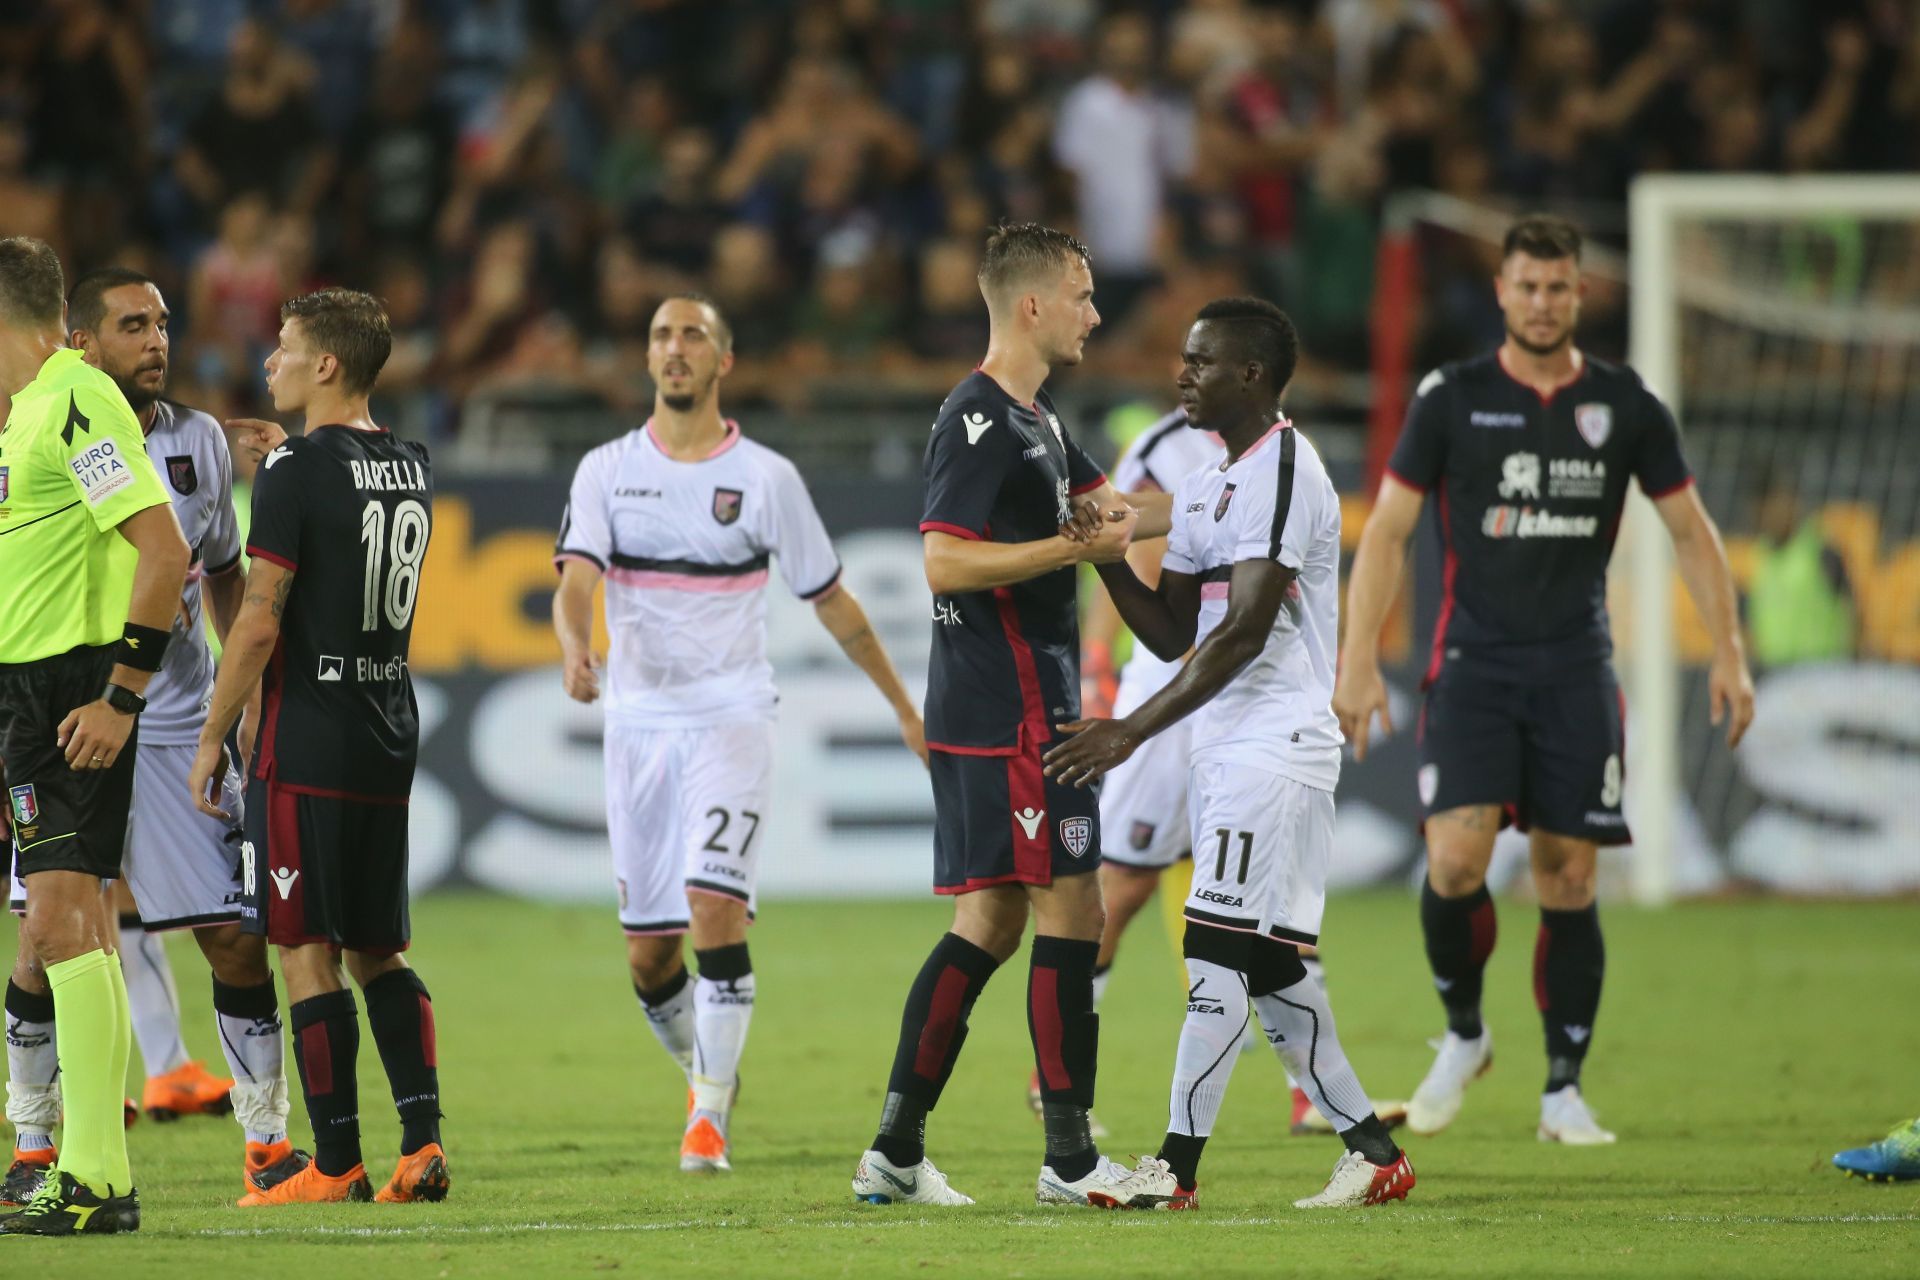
left=1627, top=176, right=1920, bottom=900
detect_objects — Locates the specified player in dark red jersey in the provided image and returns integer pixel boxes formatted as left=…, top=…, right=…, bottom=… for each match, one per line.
left=188, top=289, right=447, bottom=1206
left=851, top=223, right=1179, bottom=1209
left=1335, top=216, right=1755, bottom=1144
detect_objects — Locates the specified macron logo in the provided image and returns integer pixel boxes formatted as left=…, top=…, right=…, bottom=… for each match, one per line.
left=263, top=446, right=291, bottom=470
left=270, top=867, right=299, bottom=900
left=1564, top=1025, right=1591, bottom=1045
left=1014, top=807, right=1045, bottom=840
left=963, top=412, right=993, bottom=445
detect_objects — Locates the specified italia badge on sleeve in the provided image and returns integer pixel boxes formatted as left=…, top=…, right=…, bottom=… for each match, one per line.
left=1060, top=817, right=1092, bottom=858
left=712, top=487, right=744, bottom=525
left=1574, top=403, right=1612, bottom=449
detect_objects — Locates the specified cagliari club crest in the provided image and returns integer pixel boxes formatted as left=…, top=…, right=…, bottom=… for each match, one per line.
left=1574, top=402, right=1612, bottom=449
left=1060, top=817, right=1092, bottom=858
left=712, top=487, right=744, bottom=526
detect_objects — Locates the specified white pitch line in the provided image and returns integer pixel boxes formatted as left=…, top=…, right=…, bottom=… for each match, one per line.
left=185, top=1209, right=1917, bottom=1240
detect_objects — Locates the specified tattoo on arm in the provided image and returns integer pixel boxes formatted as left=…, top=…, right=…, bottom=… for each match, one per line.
left=243, top=572, right=296, bottom=620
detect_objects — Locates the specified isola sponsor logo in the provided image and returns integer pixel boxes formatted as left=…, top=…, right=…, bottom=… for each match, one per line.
left=1481, top=506, right=1600, bottom=539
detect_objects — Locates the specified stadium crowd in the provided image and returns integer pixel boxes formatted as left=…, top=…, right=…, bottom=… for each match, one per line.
left=0, top=0, right=1915, bottom=434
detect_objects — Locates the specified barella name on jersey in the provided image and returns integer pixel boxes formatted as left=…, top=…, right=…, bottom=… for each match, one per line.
left=349, top=458, right=428, bottom=493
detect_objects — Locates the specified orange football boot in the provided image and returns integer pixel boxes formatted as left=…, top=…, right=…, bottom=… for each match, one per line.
left=143, top=1060, right=235, bottom=1120
left=373, top=1144, right=450, bottom=1203
left=236, top=1161, right=372, bottom=1207
left=680, top=1113, right=731, bottom=1173
left=244, top=1139, right=314, bottom=1197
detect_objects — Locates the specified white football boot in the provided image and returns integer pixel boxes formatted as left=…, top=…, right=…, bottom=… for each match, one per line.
left=1538, top=1085, right=1617, bottom=1145
left=1293, top=1149, right=1417, bottom=1209
left=1035, top=1154, right=1180, bottom=1209
left=1406, top=1029, right=1493, bottom=1136
left=852, top=1150, right=975, bottom=1205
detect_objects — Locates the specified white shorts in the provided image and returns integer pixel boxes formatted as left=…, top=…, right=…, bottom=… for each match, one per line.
left=1182, top=759, right=1333, bottom=946
left=607, top=720, right=774, bottom=935
left=9, top=742, right=245, bottom=929
left=1098, top=716, right=1193, bottom=869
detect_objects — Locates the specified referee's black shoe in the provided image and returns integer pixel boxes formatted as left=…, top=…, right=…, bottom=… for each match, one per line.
left=0, top=1169, right=139, bottom=1235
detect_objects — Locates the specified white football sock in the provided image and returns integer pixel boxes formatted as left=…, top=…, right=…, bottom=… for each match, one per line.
left=4, top=988, right=59, bottom=1141
left=1254, top=972, right=1373, bottom=1134
left=1167, top=958, right=1249, bottom=1138
left=212, top=982, right=290, bottom=1145
left=635, top=971, right=696, bottom=1077
left=119, top=923, right=190, bottom=1077
left=690, top=969, right=754, bottom=1115
left=1281, top=955, right=1326, bottom=1091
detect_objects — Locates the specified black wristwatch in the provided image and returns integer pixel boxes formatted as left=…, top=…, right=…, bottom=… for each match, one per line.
left=102, top=682, right=147, bottom=715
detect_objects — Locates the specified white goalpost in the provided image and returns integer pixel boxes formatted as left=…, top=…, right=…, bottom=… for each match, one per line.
left=1625, top=175, right=1920, bottom=904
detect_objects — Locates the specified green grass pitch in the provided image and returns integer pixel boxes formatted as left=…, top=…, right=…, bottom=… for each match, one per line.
left=3, top=890, right=1915, bottom=1277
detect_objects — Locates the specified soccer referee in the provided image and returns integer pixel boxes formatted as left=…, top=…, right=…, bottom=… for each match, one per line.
left=0, top=237, right=188, bottom=1235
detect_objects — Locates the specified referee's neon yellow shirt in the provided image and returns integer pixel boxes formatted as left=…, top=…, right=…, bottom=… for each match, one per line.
left=0, top=348, right=170, bottom=663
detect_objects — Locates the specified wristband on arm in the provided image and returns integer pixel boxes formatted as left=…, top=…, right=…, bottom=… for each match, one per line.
left=115, top=622, right=171, bottom=673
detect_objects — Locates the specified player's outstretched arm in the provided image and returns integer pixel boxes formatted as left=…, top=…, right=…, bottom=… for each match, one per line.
left=922, top=511, right=1134, bottom=595
left=1046, top=558, right=1290, bottom=786
left=189, top=560, right=292, bottom=819
left=812, top=583, right=929, bottom=768
left=1655, top=485, right=1756, bottom=748
left=1092, top=554, right=1199, bottom=663
left=552, top=559, right=603, bottom=704
left=1332, top=474, right=1423, bottom=761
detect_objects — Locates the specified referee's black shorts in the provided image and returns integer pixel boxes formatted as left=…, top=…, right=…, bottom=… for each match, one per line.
left=1, top=644, right=136, bottom=886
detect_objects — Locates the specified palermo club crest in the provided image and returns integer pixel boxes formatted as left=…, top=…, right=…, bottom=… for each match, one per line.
left=1214, top=482, right=1237, bottom=522
left=712, top=487, right=744, bottom=526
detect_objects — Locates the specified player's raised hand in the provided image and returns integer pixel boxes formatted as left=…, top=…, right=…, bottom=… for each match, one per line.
left=1079, top=505, right=1137, bottom=565
left=898, top=708, right=930, bottom=769
left=188, top=737, right=234, bottom=820
left=562, top=648, right=602, bottom=703
left=1331, top=661, right=1393, bottom=762
left=1708, top=647, right=1756, bottom=749
left=1043, top=717, right=1139, bottom=787
left=226, top=417, right=289, bottom=464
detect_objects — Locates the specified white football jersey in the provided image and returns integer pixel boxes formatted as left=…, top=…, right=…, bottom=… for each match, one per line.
left=141, top=400, right=241, bottom=746
left=554, top=420, right=841, bottom=728
left=1108, top=409, right=1222, bottom=707
left=1164, top=419, right=1343, bottom=790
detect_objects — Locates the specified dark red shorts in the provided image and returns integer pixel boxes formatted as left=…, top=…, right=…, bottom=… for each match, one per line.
left=242, top=774, right=411, bottom=953
left=930, top=733, right=1102, bottom=895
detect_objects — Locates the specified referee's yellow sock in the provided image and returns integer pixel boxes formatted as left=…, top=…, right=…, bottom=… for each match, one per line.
left=46, top=949, right=134, bottom=1195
